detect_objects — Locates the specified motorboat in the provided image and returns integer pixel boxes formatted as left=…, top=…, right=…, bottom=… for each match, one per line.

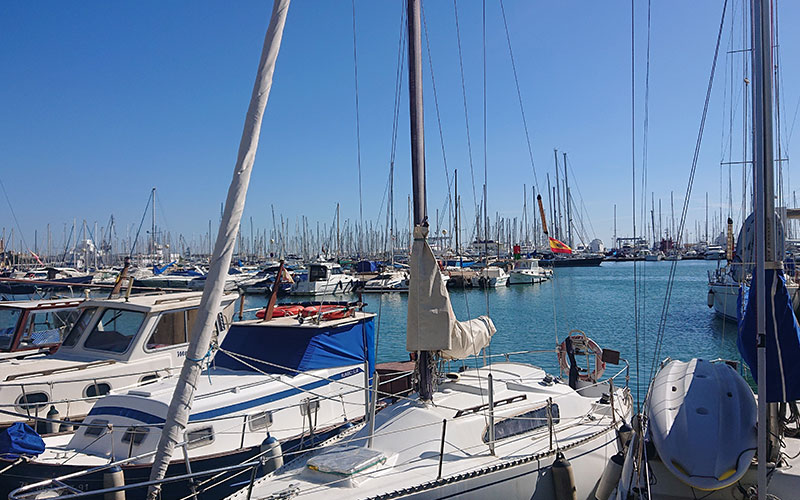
left=291, top=262, right=356, bottom=296
left=2, top=305, right=376, bottom=500
left=470, top=265, right=509, bottom=288
left=507, top=258, right=550, bottom=284
left=0, top=298, right=84, bottom=361
left=0, top=291, right=237, bottom=428
left=361, top=269, right=409, bottom=293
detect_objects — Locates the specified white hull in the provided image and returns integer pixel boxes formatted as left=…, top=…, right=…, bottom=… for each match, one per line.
left=708, top=283, right=741, bottom=322
left=508, top=270, right=544, bottom=284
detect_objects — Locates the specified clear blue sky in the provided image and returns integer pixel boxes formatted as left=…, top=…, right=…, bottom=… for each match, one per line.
left=1, top=1, right=798, bottom=253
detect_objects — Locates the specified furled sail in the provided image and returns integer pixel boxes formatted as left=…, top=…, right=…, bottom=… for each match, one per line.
left=406, top=226, right=495, bottom=359
left=738, top=268, right=800, bottom=402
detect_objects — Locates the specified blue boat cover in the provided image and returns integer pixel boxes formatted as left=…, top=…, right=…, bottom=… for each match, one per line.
left=356, top=261, right=379, bottom=273
left=215, top=317, right=375, bottom=380
left=738, top=269, right=800, bottom=402
left=152, top=261, right=176, bottom=275
left=0, top=422, right=45, bottom=458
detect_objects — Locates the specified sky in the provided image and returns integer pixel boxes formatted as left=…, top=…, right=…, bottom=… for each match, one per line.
left=1, top=0, right=799, bottom=254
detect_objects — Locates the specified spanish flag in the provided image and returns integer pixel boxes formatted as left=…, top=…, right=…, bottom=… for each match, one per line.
left=548, top=237, right=572, bottom=254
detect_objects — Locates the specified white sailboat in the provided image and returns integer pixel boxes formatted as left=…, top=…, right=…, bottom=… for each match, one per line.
left=234, top=2, right=632, bottom=498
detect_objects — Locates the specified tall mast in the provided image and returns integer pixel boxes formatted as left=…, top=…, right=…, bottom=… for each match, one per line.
left=151, top=187, right=156, bottom=258
left=390, top=160, right=394, bottom=266
left=752, top=0, right=777, bottom=496
left=554, top=149, right=562, bottom=240
left=407, top=0, right=434, bottom=402
left=455, top=169, right=460, bottom=266
left=563, top=151, right=572, bottom=249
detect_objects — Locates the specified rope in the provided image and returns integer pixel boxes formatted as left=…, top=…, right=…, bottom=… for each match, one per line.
left=649, top=0, right=729, bottom=383
left=351, top=0, right=364, bottom=257
left=498, top=0, right=539, bottom=194
left=452, top=0, right=479, bottom=221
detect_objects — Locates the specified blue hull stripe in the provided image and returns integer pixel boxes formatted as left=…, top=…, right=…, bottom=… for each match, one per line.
left=87, top=367, right=363, bottom=425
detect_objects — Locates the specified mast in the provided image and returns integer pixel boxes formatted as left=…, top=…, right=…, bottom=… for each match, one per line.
left=390, top=160, right=394, bottom=266
left=563, top=152, right=572, bottom=249
left=554, top=149, right=562, bottom=240
left=455, top=169, right=461, bottom=266
left=407, top=0, right=435, bottom=401
left=151, top=187, right=156, bottom=258
left=146, top=1, right=290, bottom=496
left=613, top=203, right=617, bottom=249
left=752, top=0, right=777, bottom=496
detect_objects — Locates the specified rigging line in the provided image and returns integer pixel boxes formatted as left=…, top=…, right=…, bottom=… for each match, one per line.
left=452, top=0, right=479, bottom=217
left=498, top=0, right=539, bottom=193
left=650, top=0, right=729, bottom=383
left=129, top=191, right=153, bottom=258
left=351, top=0, right=364, bottom=256
left=630, top=0, right=641, bottom=411
left=420, top=3, right=455, bottom=238
left=639, top=0, right=652, bottom=362
left=0, top=176, right=32, bottom=255
left=482, top=0, right=490, bottom=320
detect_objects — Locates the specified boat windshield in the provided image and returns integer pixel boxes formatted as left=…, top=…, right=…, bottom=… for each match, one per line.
left=84, top=309, right=146, bottom=353
left=62, top=307, right=98, bottom=348
left=309, top=266, right=329, bottom=282
left=0, top=308, right=22, bottom=351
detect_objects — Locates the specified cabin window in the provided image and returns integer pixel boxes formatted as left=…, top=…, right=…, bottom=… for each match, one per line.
left=139, top=374, right=160, bottom=385
left=185, top=427, right=214, bottom=449
left=122, top=426, right=149, bottom=445
left=21, top=309, right=81, bottom=347
left=482, top=404, right=560, bottom=443
left=84, top=383, right=111, bottom=398
left=0, top=308, right=22, bottom=350
left=84, top=419, right=110, bottom=437
left=309, top=266, right=328, bottom=281
left=84, top=309, right=145, bottom=353
left=146, top=310, right=190, bottom=350
left=331, top=267, right=342, bottom=275
left=248, top=410, right=273, bottom=431
left=62, top=307, right=97, bottom=347
left=16, top=392, right=49, bottom=411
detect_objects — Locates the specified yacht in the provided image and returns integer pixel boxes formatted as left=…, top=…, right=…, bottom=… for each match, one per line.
left=362, top=269, right=409, bottom=293
left=507, top=258, right=550, bottom=284
left=470, top=265, right=509, bottom=288
left=704, top=245, right=725, bottom=260
left=291, top=262, right=356, bottom=296
left=0, top=291, right=236, bottom=428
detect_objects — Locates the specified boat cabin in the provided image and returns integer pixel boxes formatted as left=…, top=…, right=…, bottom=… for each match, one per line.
left=0, top=299, right=83, bottom=361
left=0, top=291, right=237, bottom=427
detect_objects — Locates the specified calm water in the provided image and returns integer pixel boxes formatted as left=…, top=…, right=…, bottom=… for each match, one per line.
left=5, top=260, right=738, bottom=401
left=249, top=259, right=742, bottom=399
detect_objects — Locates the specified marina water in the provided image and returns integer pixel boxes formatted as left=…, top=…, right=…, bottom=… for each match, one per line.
left=240, top=260, right=741, bottom=401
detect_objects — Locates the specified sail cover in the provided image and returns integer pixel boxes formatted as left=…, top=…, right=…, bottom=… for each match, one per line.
left=738, top=268, right=800, bottom=402
left=406, top=226, right=495, bottom=358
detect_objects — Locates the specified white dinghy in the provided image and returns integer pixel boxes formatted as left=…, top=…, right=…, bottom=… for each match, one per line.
left=646, top=359, right=756, bottom=490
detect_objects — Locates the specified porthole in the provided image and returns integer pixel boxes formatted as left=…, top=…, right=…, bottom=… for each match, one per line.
left=84, top=383, right=111, bottom=398
left=84, top=419, right=110, bottom=437
left=16, top=392, right=49, bottom=411
left=122, top=426, right=149, bottom=445
left=248, top=410, right=273, bottom=431
left=185, top=427, right=214, bottom=450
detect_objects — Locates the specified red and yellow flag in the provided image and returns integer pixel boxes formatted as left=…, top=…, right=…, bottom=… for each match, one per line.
left=548, top=237, right=572, bottom=254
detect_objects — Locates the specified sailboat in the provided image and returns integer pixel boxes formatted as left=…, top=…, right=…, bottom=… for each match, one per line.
left=615, top=1, right=800, bottom=498
left=234, top=2, right=631, bottom=498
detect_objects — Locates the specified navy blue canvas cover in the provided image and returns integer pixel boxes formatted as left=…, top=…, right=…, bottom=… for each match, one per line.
left=216, top=317, right=375, bottom=380
left=0, top=422, right=45, bottom=458
left=738, top=269, right=800, bottom=402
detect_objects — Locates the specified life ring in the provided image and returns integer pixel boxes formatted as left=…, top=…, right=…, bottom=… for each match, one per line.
left=557, top=330, right=606, bottom=382
left=256, top=304, right=304, bottom=319
left=301, top=304, right=353, bottom=321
